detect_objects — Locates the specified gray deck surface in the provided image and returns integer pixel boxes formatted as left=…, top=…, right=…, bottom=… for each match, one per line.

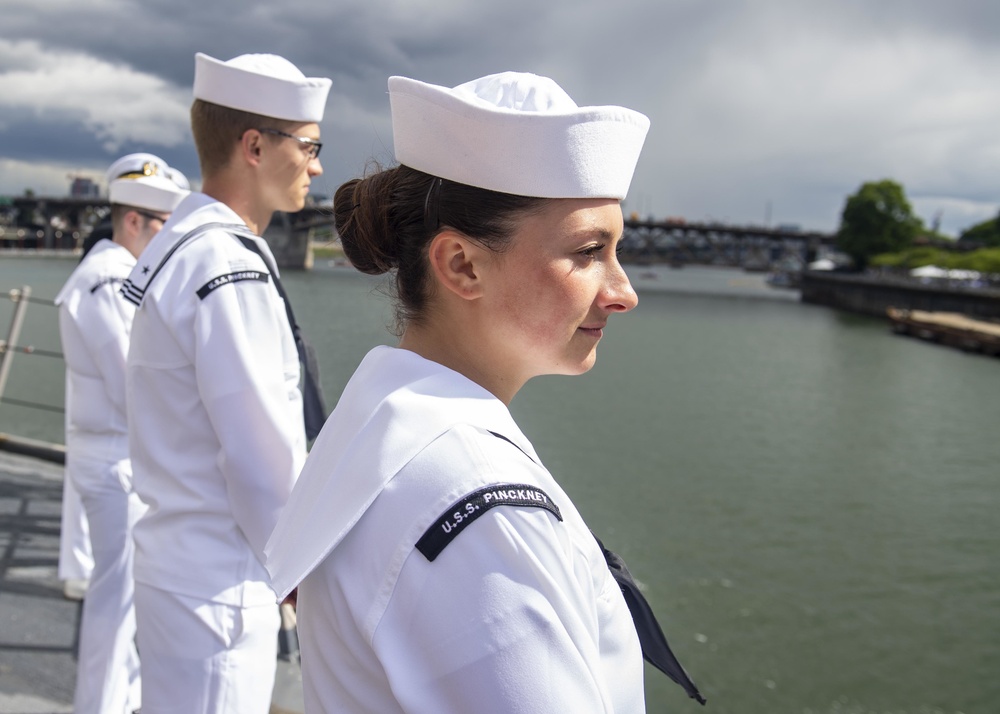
left=0, top=449, right=304, bottom=714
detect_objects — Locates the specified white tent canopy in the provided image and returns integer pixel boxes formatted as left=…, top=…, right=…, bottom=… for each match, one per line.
left=944, top=269, right=981, bottom=280
left=910, top=265, right=949, bottom=278
left=808, top=258, right=836, bottom=271
left=909, top=265, right=981, bottom=280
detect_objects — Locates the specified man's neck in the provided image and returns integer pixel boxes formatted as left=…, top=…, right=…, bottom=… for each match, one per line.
left=201, top=174, right=273, bottom=236
left=111, top=233, right=141, bottom=259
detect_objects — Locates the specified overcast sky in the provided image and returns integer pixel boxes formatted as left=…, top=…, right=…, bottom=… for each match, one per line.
left=2, top=0, right=999, bottom=236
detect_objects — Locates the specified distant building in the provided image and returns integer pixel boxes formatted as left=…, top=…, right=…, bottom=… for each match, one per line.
left=70, top=177, right=100, bottom=198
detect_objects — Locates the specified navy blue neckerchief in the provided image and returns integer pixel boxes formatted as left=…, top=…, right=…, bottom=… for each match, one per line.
left=487, top=431, right=706, bottom=705
left=122, top=221, right=329, bottom=441
left=235, top=235, right=328, bottom=441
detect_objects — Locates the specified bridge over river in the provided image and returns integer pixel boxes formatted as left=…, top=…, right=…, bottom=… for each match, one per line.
left=1, top=196, right=835, bottom=270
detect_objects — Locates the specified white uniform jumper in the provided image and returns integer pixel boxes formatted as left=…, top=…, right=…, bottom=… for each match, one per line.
left=57, top=465, right=93, bottom=583
left=266, top=346, right=645, bottom=714
left=122, top=192, right=306, bottom=714
left=56, top=238, right=144, bottom=713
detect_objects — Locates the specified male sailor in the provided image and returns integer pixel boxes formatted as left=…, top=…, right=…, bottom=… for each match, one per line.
left=58, top=156, right=188, bottom=604
left=57, top=464, right=92, bottom=601
left=120, top=52, right=330, bottom=714
left=56, top=153, right=188, bottom=714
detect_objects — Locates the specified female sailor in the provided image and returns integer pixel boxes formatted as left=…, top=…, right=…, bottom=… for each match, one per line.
left=266, top=71, right=696, bottom=713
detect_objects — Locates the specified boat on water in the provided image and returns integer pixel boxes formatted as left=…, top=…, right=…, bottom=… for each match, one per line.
left=886, top=307, right=1000, bottom=357
left=765, top=270, right=800, bottom=289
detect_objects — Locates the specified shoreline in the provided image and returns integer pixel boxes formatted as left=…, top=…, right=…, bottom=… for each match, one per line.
left=0, top=248, right=78, bottom=259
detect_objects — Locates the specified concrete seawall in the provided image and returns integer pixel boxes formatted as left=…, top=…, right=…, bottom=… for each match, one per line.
left=800, top=271, right=1000, bottom=319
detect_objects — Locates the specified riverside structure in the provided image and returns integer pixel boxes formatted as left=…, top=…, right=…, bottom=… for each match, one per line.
left=4, top=194, right=836, bottom=271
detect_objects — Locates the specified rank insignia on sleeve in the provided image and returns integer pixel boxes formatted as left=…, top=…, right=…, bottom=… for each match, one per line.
left=89, top=276, right=125, bottom=293
left=416, top=483, right=562, bottom=561
left=196, top=270, right=269, bottom=299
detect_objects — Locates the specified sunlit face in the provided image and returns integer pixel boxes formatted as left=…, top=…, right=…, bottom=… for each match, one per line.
left=259, top=122, right=323, bottom=213
left=478, top=198, right=638, bottom=385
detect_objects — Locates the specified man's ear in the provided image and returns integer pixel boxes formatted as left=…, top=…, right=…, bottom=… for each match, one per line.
left=239, top=129, right=264, bottom=167
left=427, top=229, right=487, bottom=301
left=123, top=209, right=142, bottom=236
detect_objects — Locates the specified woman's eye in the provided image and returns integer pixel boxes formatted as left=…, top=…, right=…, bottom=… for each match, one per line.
left=580, top=244, right=605, bottom=258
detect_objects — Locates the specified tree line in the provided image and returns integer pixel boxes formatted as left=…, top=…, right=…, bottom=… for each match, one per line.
left=836, top=179, right=1000, bottom=273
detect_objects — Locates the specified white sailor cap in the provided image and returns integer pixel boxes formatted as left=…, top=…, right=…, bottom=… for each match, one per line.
left=109, top=174, right=189, bottom=213
left=389, top=72, right=650, bottom=200
left=166, top=166, right=191, bottom=191
left=104, top=153, right=171, bottom=184
left=193, top=52, right=332, bottom=123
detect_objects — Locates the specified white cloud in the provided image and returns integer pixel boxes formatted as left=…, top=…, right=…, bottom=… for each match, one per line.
left=4, top=0, right=123, bottom=9
left=626, top=10, right=1000, bottom=231
left=2, top=0, right=999, bottom=235
left=0, top=158, right=101, bottom=197
left=911, top=196, right=999, bottom=237
left=0, top=39, right=190, bottom=152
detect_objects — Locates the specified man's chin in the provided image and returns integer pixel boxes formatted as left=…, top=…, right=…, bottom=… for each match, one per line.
left=281, top=197, right=307, bottom=214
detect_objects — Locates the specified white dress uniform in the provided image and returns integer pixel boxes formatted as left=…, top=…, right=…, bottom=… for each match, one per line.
left=57, top=469, right=93, bottom=583
left=266, top=346, right=646, bottom=714
left=56, top=238, right=144, bottom=713
left=122, top=191, right=306, bottom=714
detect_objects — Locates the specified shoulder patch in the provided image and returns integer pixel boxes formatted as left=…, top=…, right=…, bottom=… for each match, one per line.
left=89, top=276, right=125, bottom=294
left=416, top=483, right=562, bottom=562
left=196, top=270, right=269, bottom=300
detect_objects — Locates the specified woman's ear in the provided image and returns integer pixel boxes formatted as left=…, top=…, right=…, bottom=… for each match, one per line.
left=427, top=229, right=487, bottom=301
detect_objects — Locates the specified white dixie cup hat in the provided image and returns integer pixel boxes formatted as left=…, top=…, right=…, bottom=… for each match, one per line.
left=388, top=71, right=650, bottom=199
left=192, top=52, right=332, bottom=122
left=105, top=152, right=189, bottom=212
left=109, top=174, right=189, bottom=213
left=104, top=152, right=172, bottom=184
left=165, top=166, right=191, bottom=191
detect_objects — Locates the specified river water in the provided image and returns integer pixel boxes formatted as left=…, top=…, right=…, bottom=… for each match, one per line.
left=1, top=257, right=997, bottom=714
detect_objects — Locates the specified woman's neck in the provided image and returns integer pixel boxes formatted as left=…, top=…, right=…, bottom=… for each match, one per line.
left=399, top=323, right=523, bottom=405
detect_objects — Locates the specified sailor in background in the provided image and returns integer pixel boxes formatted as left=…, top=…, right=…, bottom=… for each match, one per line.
left=120, top=52, right=330, bottom=714
left=56, top=153, right=189, bottom=714
left=57, top=457, right=92, bottom=601
left=266, top=72, right=699, bottom=713
left=59, top=155, right=190, bottom=602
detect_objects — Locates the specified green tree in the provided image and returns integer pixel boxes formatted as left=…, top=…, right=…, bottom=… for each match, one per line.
left=957, top=210, right=1000, bottom=248
left=836, top=179, right=922, bottom=270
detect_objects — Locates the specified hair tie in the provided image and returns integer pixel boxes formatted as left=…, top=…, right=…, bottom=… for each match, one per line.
left=423, top=177, right=443, bottom=233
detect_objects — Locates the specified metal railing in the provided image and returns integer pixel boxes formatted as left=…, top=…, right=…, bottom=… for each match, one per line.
left=0, top=286, right=65, bottom=415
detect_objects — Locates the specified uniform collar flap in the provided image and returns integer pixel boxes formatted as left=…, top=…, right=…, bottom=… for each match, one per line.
left=265, top=346, right=534, bottom=599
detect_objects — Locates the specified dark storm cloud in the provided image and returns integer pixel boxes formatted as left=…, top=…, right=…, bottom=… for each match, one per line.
left=2, top=108, right=111, bottom=165
left=2, top=0, right=999, bottom=234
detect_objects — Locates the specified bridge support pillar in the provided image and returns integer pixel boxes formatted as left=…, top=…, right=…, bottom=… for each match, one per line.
left=263, top=212, right=313, bottom=270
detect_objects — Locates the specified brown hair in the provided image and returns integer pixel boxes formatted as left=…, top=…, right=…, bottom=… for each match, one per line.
left=334, top=165, right=548, bottom=332
left=190, top=99, right=298, bottom=176
left=110, top=204, right=130, bottom=234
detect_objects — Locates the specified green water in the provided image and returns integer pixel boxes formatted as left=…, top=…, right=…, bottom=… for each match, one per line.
left=2, top=257, right=998, bottom=713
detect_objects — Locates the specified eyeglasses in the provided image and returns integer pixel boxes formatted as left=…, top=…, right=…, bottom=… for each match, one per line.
left=133, top=209, right=169, bottom=224
left=257, top=128, right=323, bottom=159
